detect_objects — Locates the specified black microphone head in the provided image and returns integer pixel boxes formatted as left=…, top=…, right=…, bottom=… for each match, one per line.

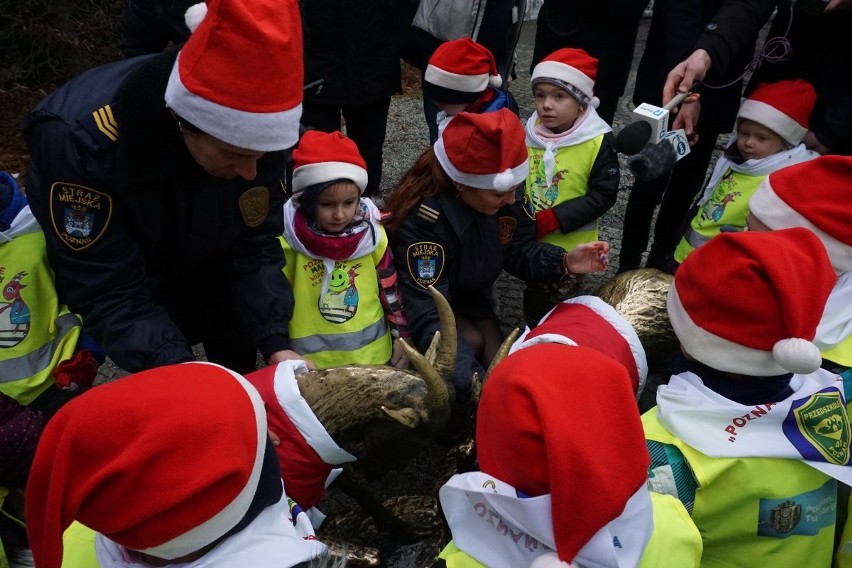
left=628, top=139, right=677, bottom=181
left=616, top=120, right=652, bottom=155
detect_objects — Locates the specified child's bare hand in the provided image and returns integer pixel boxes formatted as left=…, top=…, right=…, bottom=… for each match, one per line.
left=564, top=241, right=610, bottom=274
left=267, top=349, right=316, bottom=370
left=390, top=340, right=410, bottom=369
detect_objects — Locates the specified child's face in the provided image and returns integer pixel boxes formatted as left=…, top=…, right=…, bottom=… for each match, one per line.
left=533, top=83, right=584, bottom=134
left=316, top=181, right=360, bottom=234
left=736, top=119, right=786, bottom=161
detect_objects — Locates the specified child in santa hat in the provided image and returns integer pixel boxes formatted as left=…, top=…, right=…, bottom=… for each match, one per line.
left=383, top=108, right=609, bottom=400
left=644, top=227, right=849, bottom=567
left=523, top=48, right=621, bottom=325
left=280, top=129, right=410, bottom=370
left=747, top=155, right=852, bottom=373
left=672, top=79, right=819, bottom=268
left=423, top=38, right=519, bottom=133
left=26, top=362, right=332, bottom=568
left=438, top=342, right=702, bottom=567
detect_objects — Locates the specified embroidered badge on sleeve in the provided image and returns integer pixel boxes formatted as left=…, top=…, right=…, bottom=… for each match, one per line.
left=239, top=186, right=270, bottom=228
left=49, top=182, right=112, bottom=251
left=406, top=241, right=444, bottom=289
left=497, top=216, right=517, bottom=244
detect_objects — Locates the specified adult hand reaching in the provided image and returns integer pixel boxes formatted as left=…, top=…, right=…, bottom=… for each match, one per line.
left=663, top=49, right=712, bottom=107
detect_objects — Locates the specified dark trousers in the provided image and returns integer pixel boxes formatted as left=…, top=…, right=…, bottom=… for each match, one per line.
left=301, top=98, right=392, bottom=197
left=619, top=127, right=721, bottom=271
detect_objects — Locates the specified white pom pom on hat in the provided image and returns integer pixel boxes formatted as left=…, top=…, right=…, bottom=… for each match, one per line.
left=184, top=2, right=207, bottom=32
left=773, top=338, right=823, bottom=375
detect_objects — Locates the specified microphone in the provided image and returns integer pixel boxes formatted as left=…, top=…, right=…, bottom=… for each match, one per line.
left=627, top=129, right=691, bottom=181
left=616, top=91, right=690, bottom=155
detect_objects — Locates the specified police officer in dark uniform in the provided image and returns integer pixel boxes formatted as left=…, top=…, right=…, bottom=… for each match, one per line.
left=383, top=110, right=610, bottom=397
left=23, top=0, right=308, bottom=374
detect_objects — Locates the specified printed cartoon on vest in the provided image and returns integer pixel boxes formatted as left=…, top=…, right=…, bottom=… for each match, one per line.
left=529, top=158, right=569, bottom=211
left=320, top=263, right=361, bottom=323
left=0, top=270, right=30, bottom=344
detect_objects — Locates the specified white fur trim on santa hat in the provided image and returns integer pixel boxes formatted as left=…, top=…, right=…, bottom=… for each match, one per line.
left=271, top=361, right=357, bottom=465
left=140, top=362, right=268, bottom=559
left=738, top=99, right=807, bottom=147
left=425, top=66, right=493, bottom=93
left=749, top=180, right=852, bottom=272
left=184, top=2, right=207, bottom=32
left=532, top=61, right=595, bottom=102
left=667, top=285, right=820, bottom=376
left=165, top=58, right=303, bottom=152
left=292, top=161, right=369, bottom=194
left=434, top=136, right=528, bottom=191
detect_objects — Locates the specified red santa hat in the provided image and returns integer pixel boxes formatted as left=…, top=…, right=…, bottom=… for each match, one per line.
left=668, top=228, right=836, bottom=376
left=246, top=363, right=356, bottom=510
left=434, top=108, right=528, bottom=191
left=531, top=48, right=600, bottom=108
left=165, top=0, right=304, bottom=152
left=737, top=79, right=816, bottom=146
left=291, top=130, right=369, bottom=195
left=748, top=155, right=852, bottom=272
left=511, top=296, right=648, bottom=396
left=26, top=362, right=271, bottom=568
left=477, top=343, right=650, bottom=566
left=424, top=38, right=502, bottom=104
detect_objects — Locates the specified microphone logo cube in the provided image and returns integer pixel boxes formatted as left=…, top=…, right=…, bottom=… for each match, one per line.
left=631, top=103, right=670, bottom=144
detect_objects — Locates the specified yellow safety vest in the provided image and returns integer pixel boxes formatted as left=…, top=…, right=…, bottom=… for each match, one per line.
left=0, top=230, right=81, bottom=405
left=62, top=522, right=98, bottom=568
left=437, top=492, right=701, bottom=567
left=822, top=335, right=852, bottom=369
left=643, top=407, right=837, bottom=567
left=280, top=229, right=392, bottom=369
left=525, top=136, right=603, bottom=252
left=673, top=170, right=766, bottom=264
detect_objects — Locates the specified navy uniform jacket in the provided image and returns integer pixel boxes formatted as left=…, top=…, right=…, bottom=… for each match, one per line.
left=390, top=186, right=565, bottom=393
left=22, top=50, right=295, bottom=372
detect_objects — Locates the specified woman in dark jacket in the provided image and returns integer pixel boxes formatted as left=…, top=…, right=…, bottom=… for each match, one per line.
left=383, top=109, right=609, bottom=397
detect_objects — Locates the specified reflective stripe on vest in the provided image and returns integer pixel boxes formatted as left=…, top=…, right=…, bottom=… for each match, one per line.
left=0, top=231, right=81, bottom=405
left=643, top=407, right=837, bottom=567
left=526, top=136, right=604, bottom=251
left=289, top=315, right=388, bottom=358
left=673, top=170, right=765, bottom=264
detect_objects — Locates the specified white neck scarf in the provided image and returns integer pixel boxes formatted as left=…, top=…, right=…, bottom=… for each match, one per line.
left=439, top=471, right=653, bottom=568
left=657, top=369, right=852, bottom=484
left=281, top=197, right=383, bottom=300
left=699, top=141, right=817, bottom=205
left=524, top=107, right=611, bottom=191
